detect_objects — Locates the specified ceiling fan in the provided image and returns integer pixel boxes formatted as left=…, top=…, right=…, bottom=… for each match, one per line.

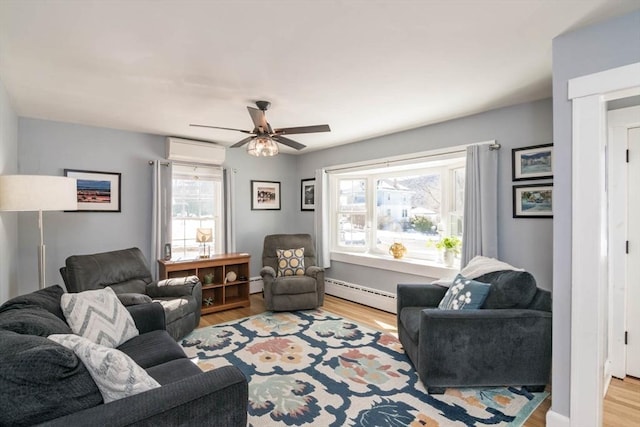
left=190, top=101, right=331, bottom=156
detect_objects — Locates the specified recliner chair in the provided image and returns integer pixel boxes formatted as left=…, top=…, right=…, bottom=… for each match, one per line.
left=260, top=234, right=325, bottom=311
left=60, top=247, right=202, bottom=340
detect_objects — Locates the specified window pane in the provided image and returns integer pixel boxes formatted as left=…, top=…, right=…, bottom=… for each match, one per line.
left=170, top=166, right=222, bottom=260
left=338, top=179, right=366, bottom=212
left=338, top=214, right=366, bottom=247
left=376, top=174, right=441, bottom=260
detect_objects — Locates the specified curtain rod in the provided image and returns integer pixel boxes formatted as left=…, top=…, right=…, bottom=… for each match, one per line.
left=148, top=160, right=170, bottom=166
left=324, top=142, right=500, bottom=173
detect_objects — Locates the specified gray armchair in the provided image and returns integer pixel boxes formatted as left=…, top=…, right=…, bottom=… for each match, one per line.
left=260, top=234, right=325, bottom=311
left=60, top=247, right=202, bottom=340
left=396, top=270, right=552, bottom=394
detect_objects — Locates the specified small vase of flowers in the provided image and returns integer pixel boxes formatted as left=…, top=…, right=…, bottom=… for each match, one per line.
left=435, top=236, right=461, bottom=267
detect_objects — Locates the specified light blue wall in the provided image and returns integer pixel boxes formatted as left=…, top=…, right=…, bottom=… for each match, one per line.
left=15, top=119, right=299, bottom=291
left=296, top=98, right=554, bottom=294
left=0, top=77, right=18, bottom=301
left=552, top=8, right=640, bottom=419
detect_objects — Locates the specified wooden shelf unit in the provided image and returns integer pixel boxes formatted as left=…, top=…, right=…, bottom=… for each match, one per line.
left=158, top=253, right=250, bottom=314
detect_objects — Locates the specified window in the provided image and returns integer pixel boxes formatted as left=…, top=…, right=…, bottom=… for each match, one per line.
left=330, top=152, right=465, bottom=266
left=171, top=164, right=224, bottom=260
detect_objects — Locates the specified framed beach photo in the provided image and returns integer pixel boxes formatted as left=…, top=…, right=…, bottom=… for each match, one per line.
left=301, top=178, right=315, bottom=211
left=512, top=144, right=553, bottom=181
left=513, top=184, right=553, bottom=218
left=251, top=180, right=281, bottom=210
left=64, top=169, right=121, bottom=212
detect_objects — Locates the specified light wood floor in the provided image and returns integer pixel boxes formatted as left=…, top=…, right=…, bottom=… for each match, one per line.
left=198, top=293, right=640, bottom=426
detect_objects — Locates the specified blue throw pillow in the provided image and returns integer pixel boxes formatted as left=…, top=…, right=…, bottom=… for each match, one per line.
left=438, top=274, right=490, bottom=310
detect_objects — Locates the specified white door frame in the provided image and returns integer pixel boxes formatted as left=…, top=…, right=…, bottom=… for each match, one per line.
left=568, top=62, right=640, bottom=427
left=608, top=106, right=640, bottom=379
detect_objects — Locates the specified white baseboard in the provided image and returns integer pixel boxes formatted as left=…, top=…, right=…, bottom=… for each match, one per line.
left=546, top=409, right=570, bottom=427
left=325, top=277, right=396, bottom=314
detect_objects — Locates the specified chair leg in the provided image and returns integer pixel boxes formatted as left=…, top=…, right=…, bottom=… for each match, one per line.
left=427, top=387, right=446, bottom=394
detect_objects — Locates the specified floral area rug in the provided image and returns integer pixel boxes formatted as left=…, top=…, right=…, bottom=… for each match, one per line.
left=180, top=309, right=548, bottom=427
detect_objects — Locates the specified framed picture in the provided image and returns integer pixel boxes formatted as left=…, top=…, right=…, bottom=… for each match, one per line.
left=301, top=178, right=315, bottom=211
left=513, top=184, right=553, bottom=218
left=512, top=143, right=553, bottom=181
left=251, top=180, right=281, bottom=210
left=64, top=169, right=121, bottom=212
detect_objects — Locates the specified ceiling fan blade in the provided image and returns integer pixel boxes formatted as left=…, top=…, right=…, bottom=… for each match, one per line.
left=247, top=106, right=269, bottom=132
left=230, top=136, right=255, bottom=148
left=190, top=124, right=253, bottom=134
left=273, top=124, right=331, bottom=135
left=273, top=135, right=306, bottom=150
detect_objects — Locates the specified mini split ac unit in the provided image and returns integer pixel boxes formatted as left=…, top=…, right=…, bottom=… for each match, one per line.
left=165, top=137, right=226, bottom=165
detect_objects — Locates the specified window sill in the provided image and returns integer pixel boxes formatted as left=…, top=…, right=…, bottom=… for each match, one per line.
left=330, top=251, right=457, bottom=279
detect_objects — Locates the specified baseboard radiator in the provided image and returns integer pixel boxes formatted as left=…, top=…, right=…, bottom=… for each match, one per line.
left=249, top=276, right=397, bottom=314
left=325, top=278, right=397, bottom=314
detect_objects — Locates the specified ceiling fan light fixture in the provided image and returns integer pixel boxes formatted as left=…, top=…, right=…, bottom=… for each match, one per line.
left=247, top=136, right=279, bottom=157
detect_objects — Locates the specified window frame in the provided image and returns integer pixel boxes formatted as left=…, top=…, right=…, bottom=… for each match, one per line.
left=328, top=150, right=466, bottom=270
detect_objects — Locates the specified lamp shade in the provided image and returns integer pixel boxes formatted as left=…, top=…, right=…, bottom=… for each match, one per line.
left=247, top=136, right=279, bottom=157
left=196, top=228, right=213, bottom=243
left=0, top=175, right=78, bottom=212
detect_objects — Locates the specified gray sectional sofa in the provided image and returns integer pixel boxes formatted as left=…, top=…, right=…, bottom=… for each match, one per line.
left=0, top=285, right=247, bottom=426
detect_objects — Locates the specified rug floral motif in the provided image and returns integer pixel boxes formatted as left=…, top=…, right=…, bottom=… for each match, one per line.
left=181, top=309, right=548, bottom=427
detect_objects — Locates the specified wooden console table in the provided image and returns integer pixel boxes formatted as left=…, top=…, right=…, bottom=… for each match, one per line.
left=158, top=253, right=250, bottom=314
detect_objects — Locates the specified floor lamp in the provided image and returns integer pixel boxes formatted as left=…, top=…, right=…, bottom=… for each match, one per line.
left=0, top=175, right=77, bottom=289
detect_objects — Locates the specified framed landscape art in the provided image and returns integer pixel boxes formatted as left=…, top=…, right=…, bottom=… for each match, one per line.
left=251, top=180, right=281, bottom=210
left=512, top=144, right=553, bottom=181
left=301, top=178, right=315, bottom=211
left=64, top=169, right=121, bottom=212
left=513, top=184, right=553, bottom=218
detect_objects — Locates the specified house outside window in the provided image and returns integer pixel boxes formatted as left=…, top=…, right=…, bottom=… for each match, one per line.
left=171, top=164, right=224, bottom=260
left=330, top=153, right=465, bottom=265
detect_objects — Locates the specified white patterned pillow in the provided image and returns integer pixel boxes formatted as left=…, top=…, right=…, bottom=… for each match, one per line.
left=276, top=248, right=305, bottom=277
left=48, top=334, right=160, bottom=403
left=61, top=287, right=139, bottom=348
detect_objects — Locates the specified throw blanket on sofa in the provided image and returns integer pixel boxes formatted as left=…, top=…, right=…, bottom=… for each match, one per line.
left=432, top=256, right=525, bottom=287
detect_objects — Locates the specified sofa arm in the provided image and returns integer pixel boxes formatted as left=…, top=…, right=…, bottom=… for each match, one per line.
left=126, top=302, right=166, bottom=334
left=40, top=366, right=248, bottom=427
left=396, top=284, right=447, bottom=313
left=419, top=309, right=552, bottom=387
left=146, top=278, right=201, bottom=298
left=260, top=266, right=276, bottom=279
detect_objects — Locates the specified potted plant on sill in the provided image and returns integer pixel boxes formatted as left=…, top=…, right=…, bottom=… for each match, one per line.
left=435, top=236, right=461, bottom=267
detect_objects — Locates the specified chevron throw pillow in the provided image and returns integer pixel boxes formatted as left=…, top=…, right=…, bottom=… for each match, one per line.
left=61, top=287, right=139, bottom=348
left=48, top=334, right=160, bottom=403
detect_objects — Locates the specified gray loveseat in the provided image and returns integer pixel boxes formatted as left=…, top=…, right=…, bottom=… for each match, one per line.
left=0, top=285, right=247, bottom=426
left=397, top=270, right=552, bottom=394
left=60, top=247, right=201, bottom=340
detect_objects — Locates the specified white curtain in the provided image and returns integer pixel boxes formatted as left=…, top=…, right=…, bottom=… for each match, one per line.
left=150, top=161, right=172, bottom=280
left=314, top=168, right=330, bottom=268
left=224, top=168, right=236, bottom=253
left=461, top=143, right=498, bottom=267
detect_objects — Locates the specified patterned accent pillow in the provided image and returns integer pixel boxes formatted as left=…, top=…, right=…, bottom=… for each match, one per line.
left=48, top=334, right=160, bottom=403
left=276, top=248, right=305, bottom=277
left=61, top=287, right=139, bottom=348
left=438, top=274, right=491, bottom=310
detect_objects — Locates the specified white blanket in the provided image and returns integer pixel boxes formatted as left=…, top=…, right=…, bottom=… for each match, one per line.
left=431, top=256, right=524, bottom=287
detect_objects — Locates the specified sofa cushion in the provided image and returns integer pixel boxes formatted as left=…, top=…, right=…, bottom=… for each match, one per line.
left=118, top=329, right=188, bottom=369
left=61, top=287, right=139, bottom=348
left=0, top=330, right=102, bottom=426
left=271, top=275, right=317, bottom=295
left=146, top=358, right=203, bottom=385
left=438, top=274, right=490, bottom=310
left=117, top=292, right=153, bottom=306
left=399, top=307, right=424, bottom=343
left=49, top=334, right=160, bottom=403
left=475, top=270, right=538, bottom=309
left=0, top=306, right=72, bottom=336
left=0, top=284, right=67, bottom=321
left=276, top=248, right=306, bottom=277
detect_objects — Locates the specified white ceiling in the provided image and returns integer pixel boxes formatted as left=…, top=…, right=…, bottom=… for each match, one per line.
left=1, top=1, right=639, bottom=154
